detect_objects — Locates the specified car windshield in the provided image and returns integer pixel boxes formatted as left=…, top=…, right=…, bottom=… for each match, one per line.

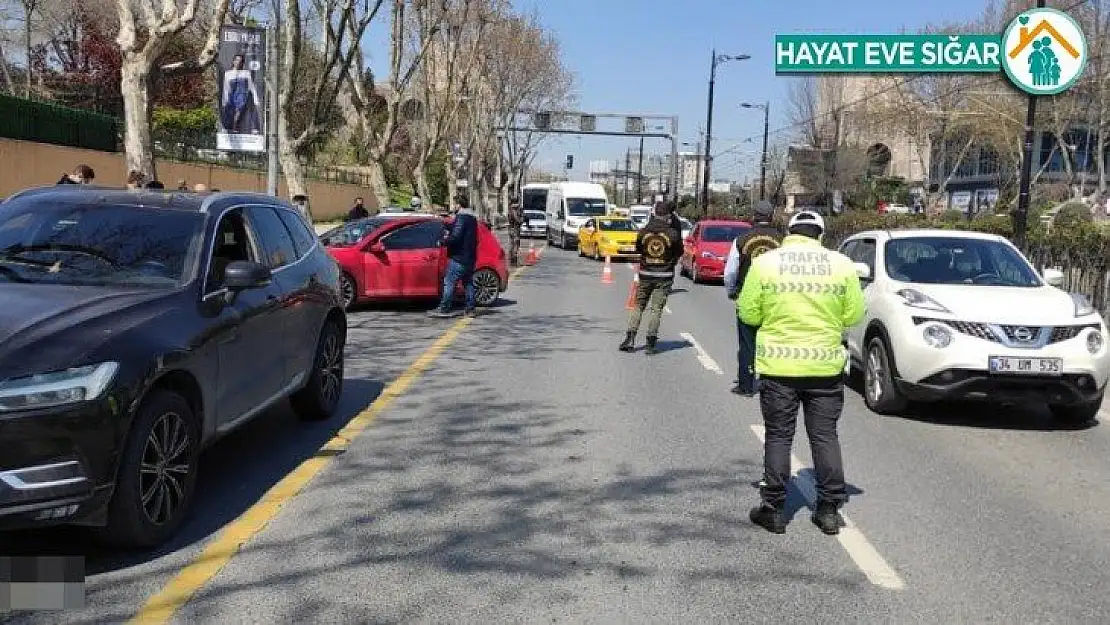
left=597, top=219, right=636, bottom=232
left=323, top=217, right=390, bottom=246
left=523, top=190, right=547, bottom=212
left=524, top=210, right=545, bottom=221
left=884, top=236, right=1042, bottom=287
left=0, top=200, right=203, bottom=288
left=566, top=198, right=608, bottom=216
left=702, top=225, right=748, bottom=242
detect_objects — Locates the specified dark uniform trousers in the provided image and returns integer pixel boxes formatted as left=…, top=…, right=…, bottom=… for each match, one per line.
left=759, top=375, right=847, bottom=509
left=508, top=225, right=522, bottom=264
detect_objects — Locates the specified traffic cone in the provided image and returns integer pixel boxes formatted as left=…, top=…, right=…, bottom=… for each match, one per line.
left=601, top=256, right=614, bottom=284
left=525, top=241, right=538, bottom=265
left=625, top=268, right=639, bottom=309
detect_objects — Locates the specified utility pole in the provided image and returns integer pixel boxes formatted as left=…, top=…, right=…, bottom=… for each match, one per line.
left=265, top=20, right=280, bottom=196
left=624, top=148, right=630, bottom=205
left=702, top=50, right=751, bottom=216
left=1014, top=0, right=1046, bottom=250
left=637, top=137, right=644, bottom=203
left=759, top=101, right=769, bottom=201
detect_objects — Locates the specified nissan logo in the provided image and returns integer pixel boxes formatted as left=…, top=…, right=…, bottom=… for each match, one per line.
left=1013, top=327, right=1034, bottom=342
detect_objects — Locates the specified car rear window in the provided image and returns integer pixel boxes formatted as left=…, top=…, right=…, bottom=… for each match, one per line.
left=701, top=225, right=748, bottom=242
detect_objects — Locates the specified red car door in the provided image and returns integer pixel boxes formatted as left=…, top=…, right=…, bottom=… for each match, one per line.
left=369, top=220, right=445, bottom=297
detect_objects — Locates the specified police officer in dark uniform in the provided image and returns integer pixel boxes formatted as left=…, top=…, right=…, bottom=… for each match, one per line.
left=507, top=199, right=524, bottom=266
left=723, top=200, right=782, bottom=396
left=619, top=201, right=683, bottom=355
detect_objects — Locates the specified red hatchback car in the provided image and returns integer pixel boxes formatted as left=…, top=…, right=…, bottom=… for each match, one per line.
left=679, top=219, right=751, bottom=283
left=321, top=215, right=509, bottom=309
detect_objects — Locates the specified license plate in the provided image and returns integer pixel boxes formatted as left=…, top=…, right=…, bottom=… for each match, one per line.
left=988, top=356, right=1063, bottom=375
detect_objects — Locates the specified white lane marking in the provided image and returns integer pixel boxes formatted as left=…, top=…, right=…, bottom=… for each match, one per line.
left=749, top=424, right=906, bottom=590
left=679, top=332, right=723, bottom=375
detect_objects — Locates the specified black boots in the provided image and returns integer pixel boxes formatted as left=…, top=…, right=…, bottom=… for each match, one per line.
left=749, top=505, right=786, bottom=534
left=811, top=501, right=845, bottom=535
left=619, top=332, right=635, bottom=352
left=644, top=336, right=658, bottom=355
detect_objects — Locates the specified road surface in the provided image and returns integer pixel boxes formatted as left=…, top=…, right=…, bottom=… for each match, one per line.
left=5, top=241, right=1110, bottom=624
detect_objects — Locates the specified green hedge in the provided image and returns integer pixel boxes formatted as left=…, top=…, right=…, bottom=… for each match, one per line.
left=0, top=94, right=120, bottom=152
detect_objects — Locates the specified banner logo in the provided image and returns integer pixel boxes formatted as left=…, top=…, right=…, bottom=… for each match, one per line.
left=1000, top=8, right=1087, bottom=96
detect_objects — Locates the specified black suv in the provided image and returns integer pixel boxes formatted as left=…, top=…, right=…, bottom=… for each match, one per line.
left=0, top=187, right=347, bottom=547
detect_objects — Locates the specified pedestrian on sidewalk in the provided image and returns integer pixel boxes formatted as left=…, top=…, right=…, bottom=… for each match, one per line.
left=346, top=197, right=369, bottom=222
left=429, top=194, right=479, bottom=318
left=56, top=164, right=95, bottom=185
left=738, top=211, right=866, bottom=535
left=723, top=200, right=782, bottom=396
left=619, top=200, right=682, bottom=355
left=507, top=199, right=523, bottom=266
left=126, top=170, right=146, bottom=190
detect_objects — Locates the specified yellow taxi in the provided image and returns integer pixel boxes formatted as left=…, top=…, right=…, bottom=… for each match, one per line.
left=577, top=215, right=640, bottom=260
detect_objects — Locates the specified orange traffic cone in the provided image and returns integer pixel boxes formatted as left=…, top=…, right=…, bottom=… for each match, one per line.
left=524, top=241, right=538, bottom=265
left=601, top=256, right=614, bottom=284
left=625, top=267, right=640, bottom=309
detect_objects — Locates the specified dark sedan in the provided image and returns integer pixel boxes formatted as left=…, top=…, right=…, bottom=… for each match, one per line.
left=0, top=187, right=347, bottom=548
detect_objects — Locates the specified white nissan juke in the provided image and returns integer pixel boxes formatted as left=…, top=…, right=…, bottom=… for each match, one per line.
left=838, top=229, right=1110, bottom=424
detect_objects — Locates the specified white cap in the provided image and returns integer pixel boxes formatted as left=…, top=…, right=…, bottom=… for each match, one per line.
left=788, top=210, right=825, bottom=233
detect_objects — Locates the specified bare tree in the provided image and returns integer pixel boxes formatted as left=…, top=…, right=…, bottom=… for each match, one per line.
left=115, top=0, right=230, bottom=178
left=18, top=0, right=38, bottom=96
left=408, top=0, right=486, bottom=204
left=343, top=0, right=447, bottom=208
left=459, top=7, right=573, bottom=219
left=278, top=0, right=384, bottom=197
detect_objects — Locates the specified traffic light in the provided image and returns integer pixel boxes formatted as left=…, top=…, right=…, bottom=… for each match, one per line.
left=565, top=154, right=574, bottom=170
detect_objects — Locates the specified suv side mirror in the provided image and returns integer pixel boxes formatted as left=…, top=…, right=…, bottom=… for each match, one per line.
left=854, top=262, right=872, bottom=281
left=367, top=241, right=386, bottom=253
left=1043, top=267, right=1064, bottom=287
left=223, top=260, right=272, bottom=290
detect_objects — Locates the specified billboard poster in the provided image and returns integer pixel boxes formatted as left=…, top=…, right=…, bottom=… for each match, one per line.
left=216, top=25, right=266, bottom=153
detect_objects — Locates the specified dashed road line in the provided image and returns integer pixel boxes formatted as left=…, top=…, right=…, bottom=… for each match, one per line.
left=679, top=332, right=724, bottom=375
left=748, top=424, right=906, bottom=591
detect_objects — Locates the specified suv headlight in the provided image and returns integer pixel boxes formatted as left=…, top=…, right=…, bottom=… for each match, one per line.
left=1087, top=330, right=1104, bottom=354
left=896, top=288, right=950, bottom=313
left=922, top=324, right=953, bottom=348
left=0, top=362, right=119, bottom=411
left=1071, top=292, right=1096, bottom=317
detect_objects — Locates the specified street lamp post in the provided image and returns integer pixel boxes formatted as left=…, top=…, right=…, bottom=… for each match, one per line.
left=740, top=102, right=770, bottom=201
left=702, top=50, right=750, bottom=217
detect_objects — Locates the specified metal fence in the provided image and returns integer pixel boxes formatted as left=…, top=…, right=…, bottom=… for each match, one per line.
left=0, top=96, right=374, bottom=187
left=0, top=94, right=120, bottom=152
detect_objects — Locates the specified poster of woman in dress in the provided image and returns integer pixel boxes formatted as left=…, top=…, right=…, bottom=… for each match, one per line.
left=216, top=26, right=266, bottom=153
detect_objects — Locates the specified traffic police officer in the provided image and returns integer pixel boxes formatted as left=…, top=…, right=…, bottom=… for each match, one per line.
left=737, top=210, right=866, bottom=535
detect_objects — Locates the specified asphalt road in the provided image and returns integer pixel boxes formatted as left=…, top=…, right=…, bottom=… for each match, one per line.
left=6, top=237, right=1110, bottom=623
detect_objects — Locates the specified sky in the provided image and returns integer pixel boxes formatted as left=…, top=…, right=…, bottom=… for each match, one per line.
left=363, top=0, right=990, bottom=185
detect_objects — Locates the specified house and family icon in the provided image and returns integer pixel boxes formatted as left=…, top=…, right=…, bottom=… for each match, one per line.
left=1001, top=7, right=1088, bottom=95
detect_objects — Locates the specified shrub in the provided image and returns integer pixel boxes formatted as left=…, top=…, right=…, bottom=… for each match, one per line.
left=1053, top=201, right=1092, bottom=229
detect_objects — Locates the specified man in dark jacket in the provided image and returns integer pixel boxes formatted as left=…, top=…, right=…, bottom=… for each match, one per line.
left=619, top=201, right=683, bottom=355
left=346, top=197, right=369, bottom=222
left=430, top=194, right=480, bottom=318
left=723, top=200, right=782, bottom=396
